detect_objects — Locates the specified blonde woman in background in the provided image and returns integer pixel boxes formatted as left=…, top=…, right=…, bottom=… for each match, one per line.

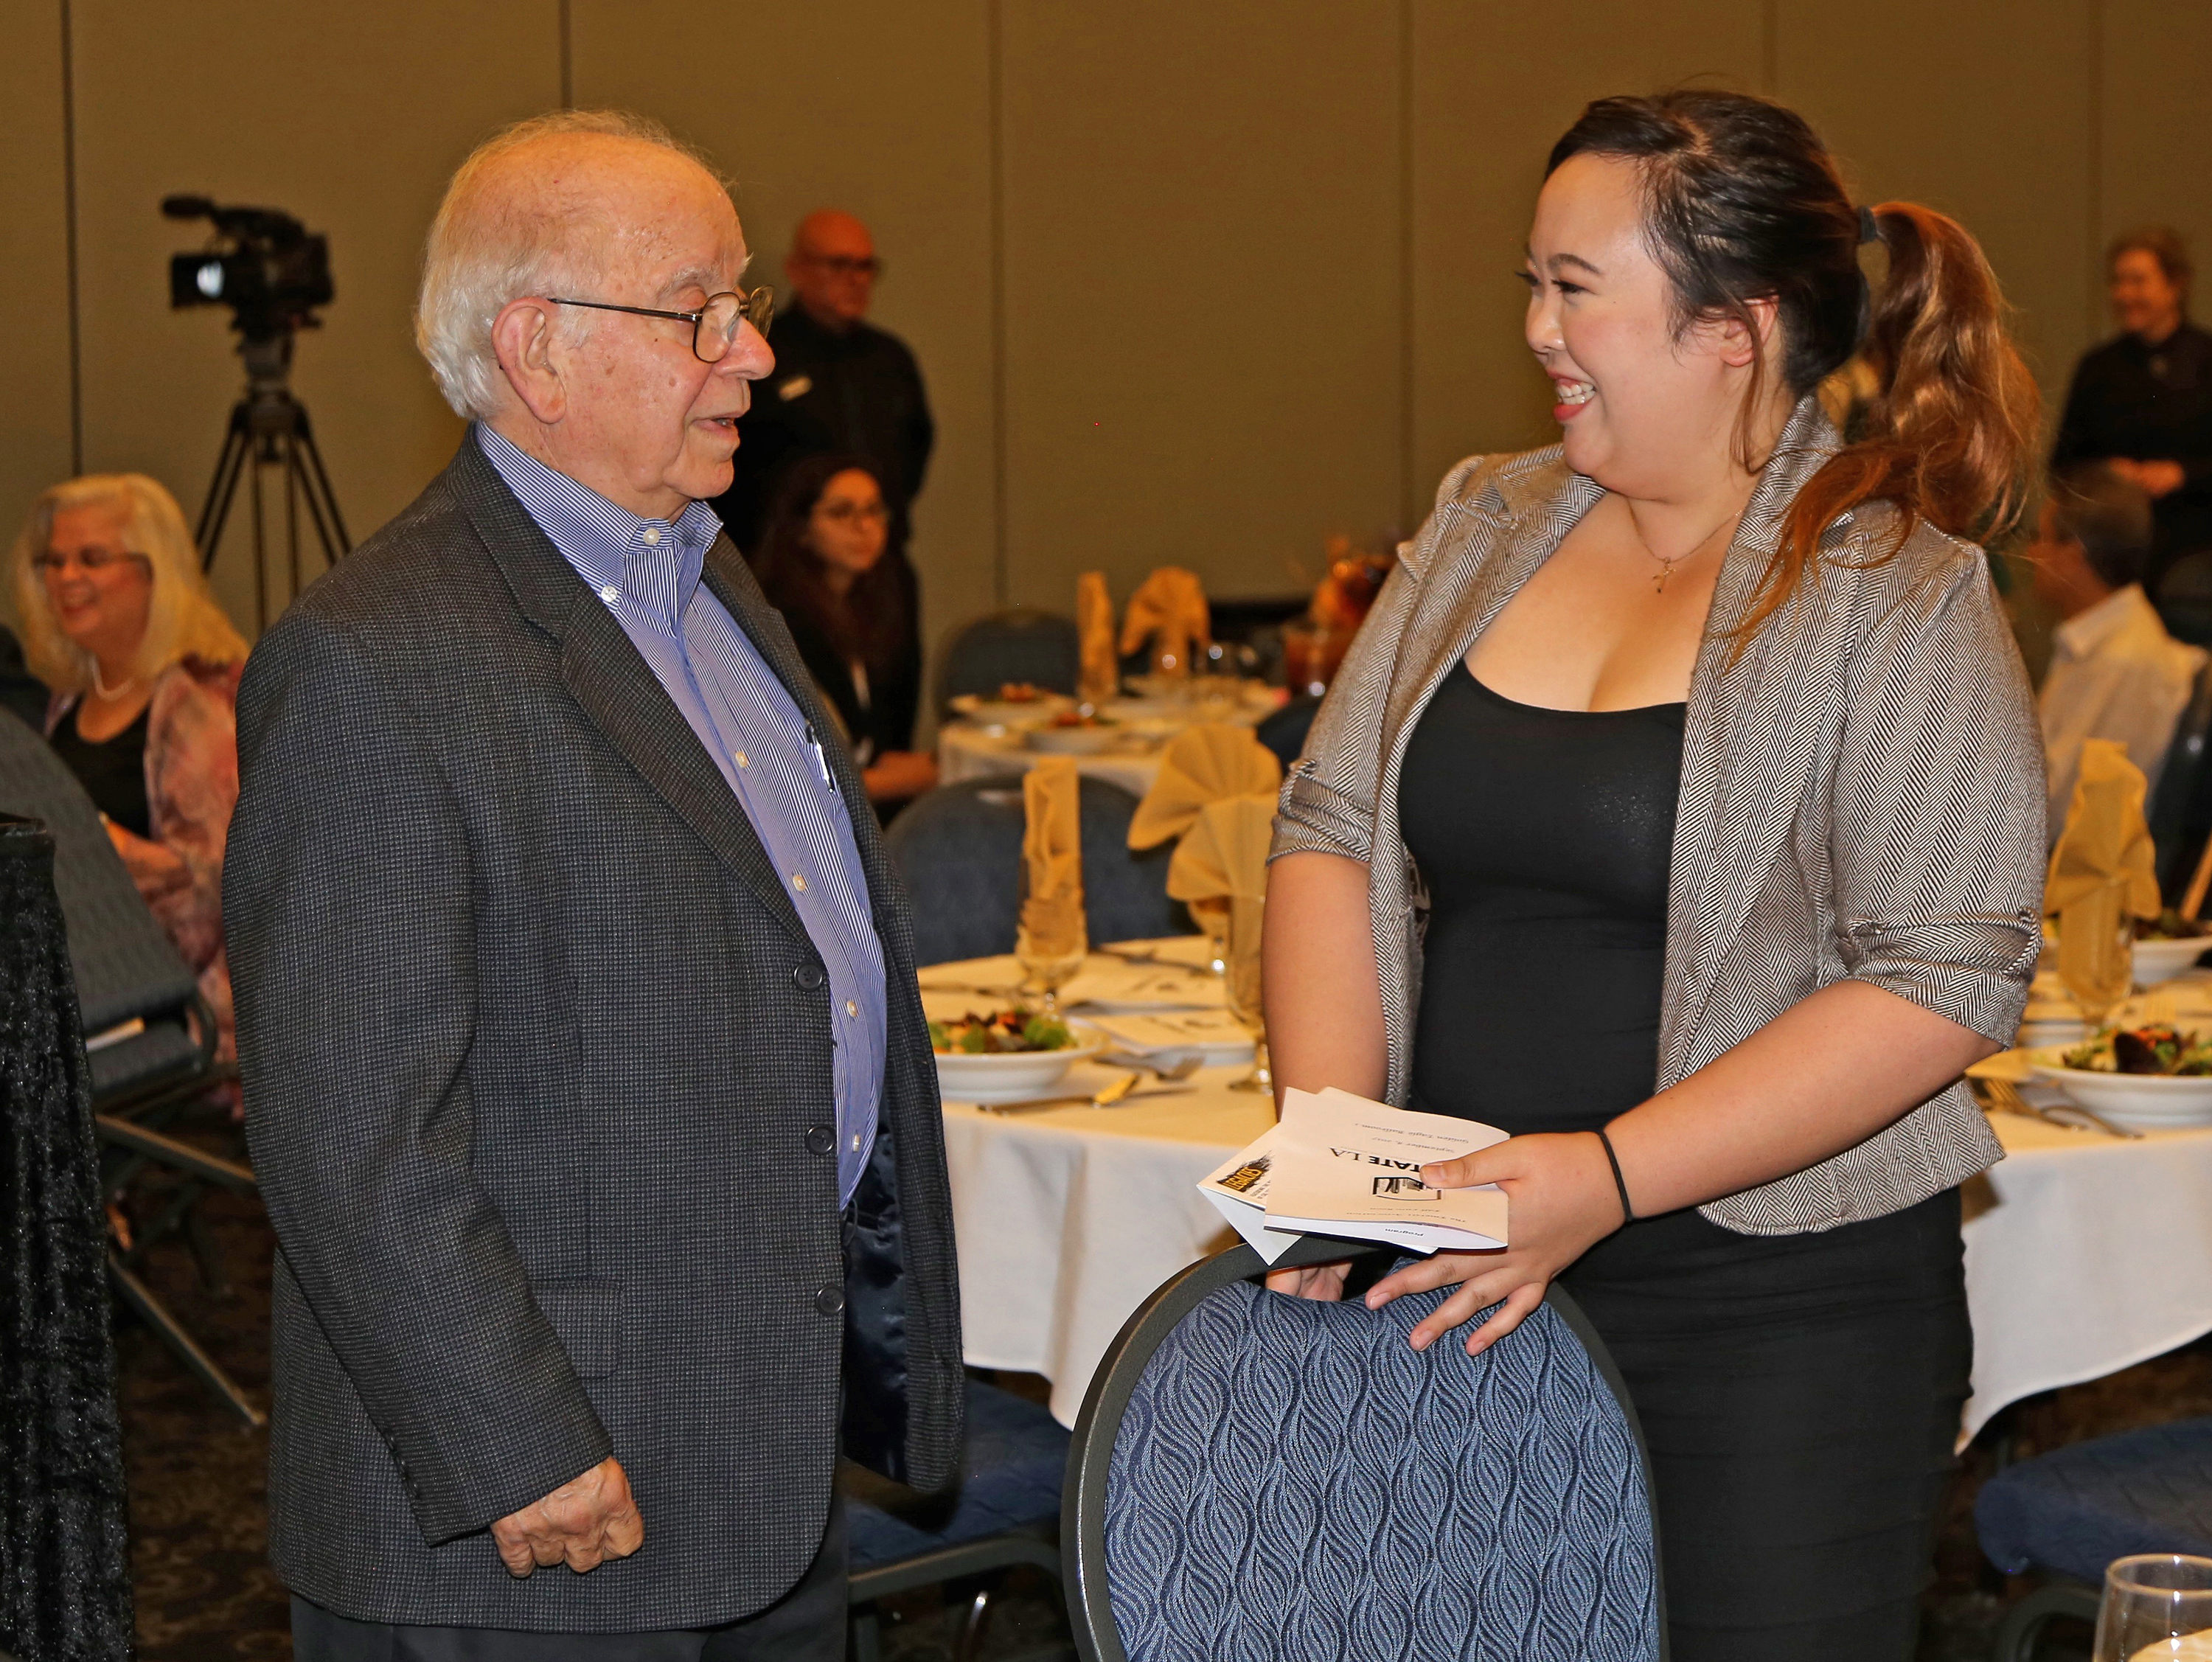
left=11, top=474, right=248, bottom=1064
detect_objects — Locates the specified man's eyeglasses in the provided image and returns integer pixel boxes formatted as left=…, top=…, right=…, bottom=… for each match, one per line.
left=545, top=288, right=774, bottom=364
left=35, top=548, right=150, bottom=576
left=801, top=254, right=884, bottom=279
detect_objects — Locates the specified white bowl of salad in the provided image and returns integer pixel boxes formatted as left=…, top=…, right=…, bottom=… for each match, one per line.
left=2031, top=1025, right=2212, bottom=1129
left=931, top=1008, right=1106, bottom=1102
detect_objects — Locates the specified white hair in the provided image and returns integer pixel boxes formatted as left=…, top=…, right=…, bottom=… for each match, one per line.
left=414, top=108, right=728, bottom=420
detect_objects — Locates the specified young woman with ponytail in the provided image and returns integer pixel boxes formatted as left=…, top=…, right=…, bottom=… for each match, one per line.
left=1265, top=90, right=2045, bottom=1658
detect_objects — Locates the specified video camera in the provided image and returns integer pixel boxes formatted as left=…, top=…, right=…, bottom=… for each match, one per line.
left=163, top=195, right=333, bottom=344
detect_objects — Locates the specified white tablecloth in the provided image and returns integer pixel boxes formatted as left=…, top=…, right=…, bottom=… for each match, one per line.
left=937, top=723, right=1166, bottom=798
left=928, top=947, right=2212, bottom=1434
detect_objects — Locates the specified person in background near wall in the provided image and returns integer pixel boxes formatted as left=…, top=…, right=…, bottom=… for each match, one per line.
left=2052, top=228, right=2212, bottom=591
left=712, top=209, right=933, bottom=558
left=10, top=474, right=248, bottom=1064
left=2034, top=462, right=2206, bottom=834
left=751, top=454, right=936, bottom=811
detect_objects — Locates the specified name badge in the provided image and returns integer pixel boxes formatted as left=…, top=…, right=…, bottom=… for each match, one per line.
left=778, top=374, right=814, bottom=401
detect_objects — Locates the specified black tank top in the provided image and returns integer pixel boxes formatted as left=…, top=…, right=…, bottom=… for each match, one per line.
left=49, top=704, right=152, bottom=841
left=1397, top=665, right=1686, bottom=1136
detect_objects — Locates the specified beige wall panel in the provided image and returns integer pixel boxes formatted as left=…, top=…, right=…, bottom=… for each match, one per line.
left=1777, top=0, right=2096, bottom=424
left=2101, top=0, right=2212, bottom=340
left=998, top=4, right=1403, bottom=610
left=69, top=1, right=559, bottom=636
left=0, top=3, right=74, bottom=569
left=572, top=0, right=998, bottom=664
left=1408, top=2, right=1764, bottom=520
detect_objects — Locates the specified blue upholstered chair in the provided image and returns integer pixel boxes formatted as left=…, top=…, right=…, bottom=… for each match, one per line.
left=938, top=608, right=1081, bottom=710
left=844, top=1376, right=1071, bottom=1662
left=1063, top=1236, right=1665, bottom=1662
left=1976, top=1416, right=2212, bottom=1661
left=1254, top=693, right=1322, bottom=772
left=884, top=776, right=1181, bottom=966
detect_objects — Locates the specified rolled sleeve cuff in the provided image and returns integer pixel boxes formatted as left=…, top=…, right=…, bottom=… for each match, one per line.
left=1270, top=762, right=1372, bottom=864
left=1840, top=911, right=2041, bottom=1049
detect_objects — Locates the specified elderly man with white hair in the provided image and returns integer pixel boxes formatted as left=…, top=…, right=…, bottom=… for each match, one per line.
left=223, top=109, right=964, bottom=1658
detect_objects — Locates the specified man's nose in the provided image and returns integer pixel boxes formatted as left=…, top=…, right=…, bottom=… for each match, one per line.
left=722, top=324, right=774, bottom=380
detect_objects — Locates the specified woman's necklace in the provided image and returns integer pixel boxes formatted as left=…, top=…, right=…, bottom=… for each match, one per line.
left=90, top=661, right=137, bottom=700
left=1632, top=505, right=1745, bottom=596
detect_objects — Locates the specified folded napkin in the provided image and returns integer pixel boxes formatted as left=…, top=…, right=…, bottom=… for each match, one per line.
left=1077, top=571, right=1119, bottom=706
left=1020, top=758, right=1087, bottom=959
left=1169, top=794, right=1274, bottom=1021
left=1119, top=566, right=1211, bottom=677
left=2047, top=738, right=2162, bottom=1010
left=1127, top=723, right=1284, bottom=850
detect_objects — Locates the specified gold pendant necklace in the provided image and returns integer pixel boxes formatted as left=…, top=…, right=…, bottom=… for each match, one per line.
left=1635, top=507, right=1743, bottom=597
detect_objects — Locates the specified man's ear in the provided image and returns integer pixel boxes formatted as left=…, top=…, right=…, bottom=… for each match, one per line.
left=490, top=297, right=568, bottom=425
left=1715, top=296, right=1781, bottom=370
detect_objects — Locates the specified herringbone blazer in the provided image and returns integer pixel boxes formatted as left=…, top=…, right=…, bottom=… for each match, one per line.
left=1273, top=398, right=2044, bottom=1234
left=226, top=437, right=962, bottom=1630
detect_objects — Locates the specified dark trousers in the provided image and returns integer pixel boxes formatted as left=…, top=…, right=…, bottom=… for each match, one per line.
left=291, top=1496, right=846, bottom=1661
left=1562, top=1188, right=1969, bottom=1662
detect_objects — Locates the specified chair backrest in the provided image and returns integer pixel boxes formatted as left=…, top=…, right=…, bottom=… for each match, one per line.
left=884, top=775, right=1182, bottom=966
left=1254, top=694, right=1322, bottom=771
left=938, top=609, right=1081, bottom=709
left=2149, top=658, right=2212, bottom=901
left=0, top=714, right=208, bottom=1102
left=2159, top=552, right=2212, bottom=653
left=1064, top=1237, right=1663, bottom=1662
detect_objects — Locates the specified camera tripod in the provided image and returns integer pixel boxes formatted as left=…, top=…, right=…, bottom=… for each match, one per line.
left=195, top=333, right=349, bottom=630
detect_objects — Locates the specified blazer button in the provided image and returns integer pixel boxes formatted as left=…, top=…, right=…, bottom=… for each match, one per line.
left=815, top=1283, right=846, bottom=1317
left=793, top=964, right=825, bottom=991
left=805, top=1124, right=835, bottom=1155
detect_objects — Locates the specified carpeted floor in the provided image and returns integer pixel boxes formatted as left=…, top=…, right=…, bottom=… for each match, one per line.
left=115, top=1111, right=2211, bottom=1660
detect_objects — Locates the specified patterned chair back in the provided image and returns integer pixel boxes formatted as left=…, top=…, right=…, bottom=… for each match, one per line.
left=1065, top=1242, right=1663, bottom=1662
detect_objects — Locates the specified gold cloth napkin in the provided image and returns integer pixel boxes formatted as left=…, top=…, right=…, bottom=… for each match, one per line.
left=1020, top=758, right=1086, bottom=958
left=2046, top=737, right=2162, bottom=1011
left=1169, top=794, right=1275, bottom=1024
left=1119, top=566, right=1211, bottom=676
left=1076, top=572, right=1119, bottom=706
left=1127, top=724, right=1283, bottom=851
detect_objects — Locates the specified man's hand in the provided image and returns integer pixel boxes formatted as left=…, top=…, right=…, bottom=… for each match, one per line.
left=490, top=1456, right=643, bottom=1578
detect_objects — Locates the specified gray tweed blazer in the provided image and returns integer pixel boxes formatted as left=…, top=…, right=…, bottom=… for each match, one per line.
left=225, top=437, right=962, bottom=1630
left=1273, top=397, right=2045, bottom=1234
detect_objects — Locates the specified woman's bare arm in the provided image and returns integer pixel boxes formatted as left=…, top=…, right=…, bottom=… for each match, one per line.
left=1260, top=849, right=1388, bottom=1297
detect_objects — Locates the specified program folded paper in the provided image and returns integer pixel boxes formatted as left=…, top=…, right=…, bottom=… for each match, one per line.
left=1197, top=1087, right=1509, bottom=1264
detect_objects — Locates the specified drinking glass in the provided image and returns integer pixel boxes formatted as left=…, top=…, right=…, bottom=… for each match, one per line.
left=1188, top=896, right=1230, bottom=976
left=1223, top=894, right=1271, bottom=1095
left=2059, top=890, right=2137, bottom=1034
left=2096, top=1554, right=2212, bottom=1659
left=1016, top=868, right=1088, bottom=1018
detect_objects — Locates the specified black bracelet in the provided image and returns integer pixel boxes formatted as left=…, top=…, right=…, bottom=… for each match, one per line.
left=1594, top=1126, right=1635, bottom=1225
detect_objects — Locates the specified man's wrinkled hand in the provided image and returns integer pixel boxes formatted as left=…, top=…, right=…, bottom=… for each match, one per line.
left=490, top=1456, right=643, bottom=1578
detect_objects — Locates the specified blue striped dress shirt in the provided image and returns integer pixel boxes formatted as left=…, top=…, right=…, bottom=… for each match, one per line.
left=477, top=424, right=886, bottom=1206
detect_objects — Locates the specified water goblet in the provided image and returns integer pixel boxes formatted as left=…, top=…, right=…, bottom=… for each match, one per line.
left=2096, top=1553, right=2212, bottom=1660
left=1223, top=894, right=1270, bottom=1095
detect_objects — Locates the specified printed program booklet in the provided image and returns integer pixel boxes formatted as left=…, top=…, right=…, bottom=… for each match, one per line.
left=1197, top=1087, right=1509, bottom=1263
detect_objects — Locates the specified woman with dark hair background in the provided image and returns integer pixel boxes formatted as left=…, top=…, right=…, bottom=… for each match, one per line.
left=751, top=454, right=936, bottom=809
left=1266, top=91, right=2045, bottom=1658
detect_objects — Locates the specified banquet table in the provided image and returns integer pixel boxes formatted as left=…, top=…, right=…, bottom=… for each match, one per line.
left=926, top=943, right=2212, bottom=1435
left=935, top=683, right=1279, bottom=799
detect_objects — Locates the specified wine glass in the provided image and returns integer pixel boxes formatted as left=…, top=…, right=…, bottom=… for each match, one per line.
left=2096, top=1554, right=2212, bottom=1659
left=1188, top=895, right=1230, bottom=977
left=2058, top=889, right=2137, bottom=1035
left=1223, top=893, right=1271, bottom=1095
left=1016, top=868, right=1088, bottom=1018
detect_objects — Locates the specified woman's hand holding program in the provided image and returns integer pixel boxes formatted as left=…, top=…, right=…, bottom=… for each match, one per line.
left=1364, top=1130, right=1625, bottom=1355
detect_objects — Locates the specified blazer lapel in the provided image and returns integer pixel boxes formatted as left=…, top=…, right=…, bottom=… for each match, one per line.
left=451, top=438, right=810, bottom=944
left=1380, top=453, right=1602, bottom=762
left=1657, top=400, right=1848, bottom=1082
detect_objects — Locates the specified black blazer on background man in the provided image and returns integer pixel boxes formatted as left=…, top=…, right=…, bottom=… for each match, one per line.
left=224, top=437, right=963, bottom=1631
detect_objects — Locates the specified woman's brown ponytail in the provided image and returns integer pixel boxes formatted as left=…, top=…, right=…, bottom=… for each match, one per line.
left=1550, top=94, right=2042, bottom=639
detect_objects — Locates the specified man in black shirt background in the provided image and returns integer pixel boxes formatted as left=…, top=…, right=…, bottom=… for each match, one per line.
left=714, top=210, right=934, bottom=557
left=2053, top=226, right=2212, bottom=590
